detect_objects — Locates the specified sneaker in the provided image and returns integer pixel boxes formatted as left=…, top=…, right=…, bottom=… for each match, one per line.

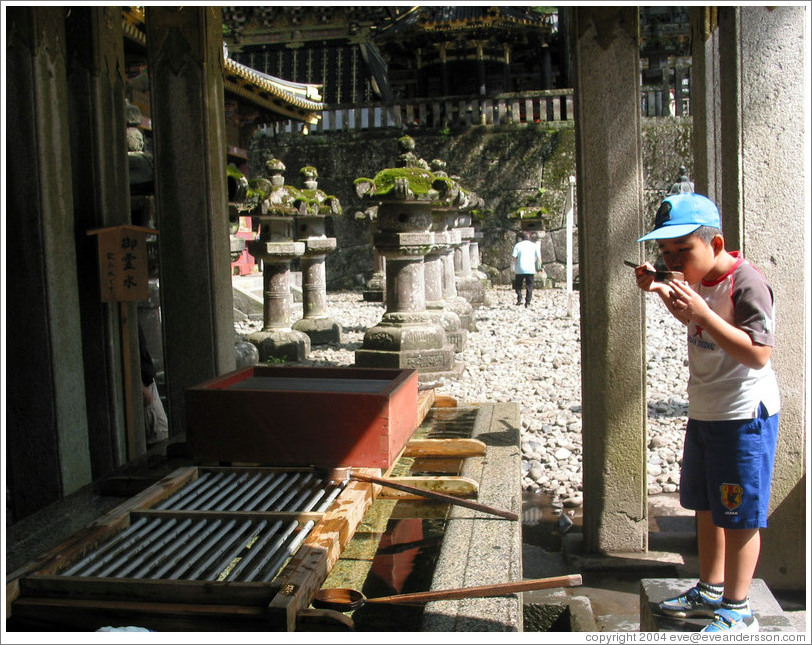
left=701, top=607, right=759, bottom=633
left=658, top=585, right=723, bottom=618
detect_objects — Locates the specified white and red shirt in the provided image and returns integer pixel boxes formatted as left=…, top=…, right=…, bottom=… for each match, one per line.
left=686, top=253, right=780, bottom=421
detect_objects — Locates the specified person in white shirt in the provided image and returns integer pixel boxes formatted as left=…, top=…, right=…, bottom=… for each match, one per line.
left=511, top=231, right=541, bottom=307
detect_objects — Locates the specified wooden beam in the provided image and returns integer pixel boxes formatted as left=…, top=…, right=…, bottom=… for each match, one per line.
left=266, top=468, right=379, bottom=632
left=20, top=575, right=279, bottom=607
left=403, top=438, right=486, bottom=458
left=375, top=476, right=479, bottom=499
left=416, top=386, right=437, bottom=425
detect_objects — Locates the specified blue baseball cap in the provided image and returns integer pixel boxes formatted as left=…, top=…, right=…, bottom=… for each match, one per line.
left=638, top=193, right=721, bottom=242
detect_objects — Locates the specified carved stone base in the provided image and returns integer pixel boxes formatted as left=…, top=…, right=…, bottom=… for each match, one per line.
left=426, top=307, right=466, bottom=353
left=355, top=346, right=460, bottom=380
left=455, top=276, right=487, bottom=306
left=247, top=328, right=311, bottom=362
left=355, top=318, right=458, bottom=378
left=446, top=296, right=477, bottom=332
left=292, top=316, right=343, bottom=345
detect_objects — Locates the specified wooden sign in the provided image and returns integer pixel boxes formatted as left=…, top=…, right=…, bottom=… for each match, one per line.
left=87, top=225, right=158, bottom=302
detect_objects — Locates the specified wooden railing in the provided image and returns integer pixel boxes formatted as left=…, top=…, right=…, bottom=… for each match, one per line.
left=270, top=84, right=689, bottom=135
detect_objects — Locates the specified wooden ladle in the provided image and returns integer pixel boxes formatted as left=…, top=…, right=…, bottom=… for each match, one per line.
left=311, top=574, right=583, bottom=612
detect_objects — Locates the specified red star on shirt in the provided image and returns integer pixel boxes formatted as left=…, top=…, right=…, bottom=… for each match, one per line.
left=693, top=325, right=704, bottom=338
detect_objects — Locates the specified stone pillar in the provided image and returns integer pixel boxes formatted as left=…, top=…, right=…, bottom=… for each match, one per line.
left=453, top=216, right=486, bottom=306
left=6, top=7, right=92, bottom=518
left=689, top=7, right=723, bottom=203
left=358, top=206, right=386, bottom=302
left=442, top=228, right=476, bottom=332
left=365, top=244, right=386, bottom=302
left=292, top=167, right=343, bottom=345
left=246, top=165, right=310, bottom=361
left=572, top=6, right=648, bottom=553
left=65, top=6, right=136, bottom=470
left=146, top=6, right=236, bottom=434
left=355, top=201, right=456, bottom=382
left=714, top=5, right=807, bottom=591
left=426, top=214, right=466, bottom=355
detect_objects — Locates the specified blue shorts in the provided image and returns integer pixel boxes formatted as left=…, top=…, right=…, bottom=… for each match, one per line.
left=680, top=404, right=779, bottom=529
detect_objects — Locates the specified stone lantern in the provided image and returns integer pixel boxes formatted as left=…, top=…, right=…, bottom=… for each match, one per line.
left=357, top=204, right=385, bottom=302
left=245, top=159, right=310, bottom=361
left=450, top=189, right=487, bottom=307
left=427, top=158, right=475, bottom=339
left=291, top=165, right=343, bottom=345
left=353, top=146, right=458, bottom=382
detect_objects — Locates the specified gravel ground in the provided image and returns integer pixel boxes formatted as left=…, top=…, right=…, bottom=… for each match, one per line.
left=235, top=285, right=689, bottom=509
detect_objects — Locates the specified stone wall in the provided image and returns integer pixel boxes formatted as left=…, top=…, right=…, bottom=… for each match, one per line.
left=250, top=118, right=693, bottom=288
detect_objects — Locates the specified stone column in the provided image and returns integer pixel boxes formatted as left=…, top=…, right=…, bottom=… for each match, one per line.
left=66, top=6, right=136, bottom=470
left=359, top=207, right=385, bottom=302
left=292, top=168, right=343, bottom=345
left=6, top=6, right=93, bottom=518
left=714, top=5, right=807, bottom=591
left=355, top=201, right=456, bottom=382
left=690, top=7, right=723, bottom=202
left=293, top=228, right=342, bottom=346
left=247, top=215, right=310, bottom=361
left=441, top=228, right=476, bottom=332
left=452, top=215, right=486, bottom=306
left=572, top=6, right=648, bottom=554
left=146, top=6, right=236, bottom=434
left=426, top=214, right=466, bottom=355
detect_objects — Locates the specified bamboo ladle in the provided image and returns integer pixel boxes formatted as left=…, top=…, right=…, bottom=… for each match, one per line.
left=312, top=574, right=583, bottom=612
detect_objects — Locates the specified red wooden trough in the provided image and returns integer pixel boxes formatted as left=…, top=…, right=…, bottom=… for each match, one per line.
left=185, top=365, right=419, bottom=469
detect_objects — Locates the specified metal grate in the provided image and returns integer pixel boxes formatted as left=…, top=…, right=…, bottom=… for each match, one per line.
left=59, top=469, right=344, bottom=583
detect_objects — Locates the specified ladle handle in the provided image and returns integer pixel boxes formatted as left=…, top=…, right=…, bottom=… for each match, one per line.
left=350, top=472, right=519, bottom=521
left=365, top=574, right=583, bottom=605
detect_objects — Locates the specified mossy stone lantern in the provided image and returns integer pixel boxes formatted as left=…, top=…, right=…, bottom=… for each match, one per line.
left=353, top=161, right=457, bottom=382
left=291, top=165, right=343, bottom=345
left=245, top=159, right=310, bottom=362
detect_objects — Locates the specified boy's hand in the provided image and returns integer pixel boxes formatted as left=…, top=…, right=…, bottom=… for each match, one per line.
left=633, top=262, right=670, bottom=295
left=667, top=279, right=710, bottom=321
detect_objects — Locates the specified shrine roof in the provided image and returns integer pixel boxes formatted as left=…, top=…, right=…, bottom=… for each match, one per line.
left=122, top=7, right=323, bottom=125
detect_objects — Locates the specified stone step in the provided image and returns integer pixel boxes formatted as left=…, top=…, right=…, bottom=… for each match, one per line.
left=640, top=578, right=797, bottom=632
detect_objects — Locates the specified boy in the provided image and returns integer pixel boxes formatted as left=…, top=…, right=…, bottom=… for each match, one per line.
left=634, top=192, right=780, bottom=633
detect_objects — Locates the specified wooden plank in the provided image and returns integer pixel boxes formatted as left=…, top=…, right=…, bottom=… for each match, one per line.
left=375, top=476, right=479, bottom=499
left=403, top=438, right=486, bottom=458
left=10, top=596, right=269, bottom=632
left=416, top=386, right=436, bottom=425
left=409, top=456, right=464, bottom=474
left=267, top=468, right=379, bottom=631
left=20, top=575, right=280, bottom=607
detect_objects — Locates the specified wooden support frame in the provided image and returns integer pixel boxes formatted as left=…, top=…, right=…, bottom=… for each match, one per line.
left=6, top=465, right=377, bottom=632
